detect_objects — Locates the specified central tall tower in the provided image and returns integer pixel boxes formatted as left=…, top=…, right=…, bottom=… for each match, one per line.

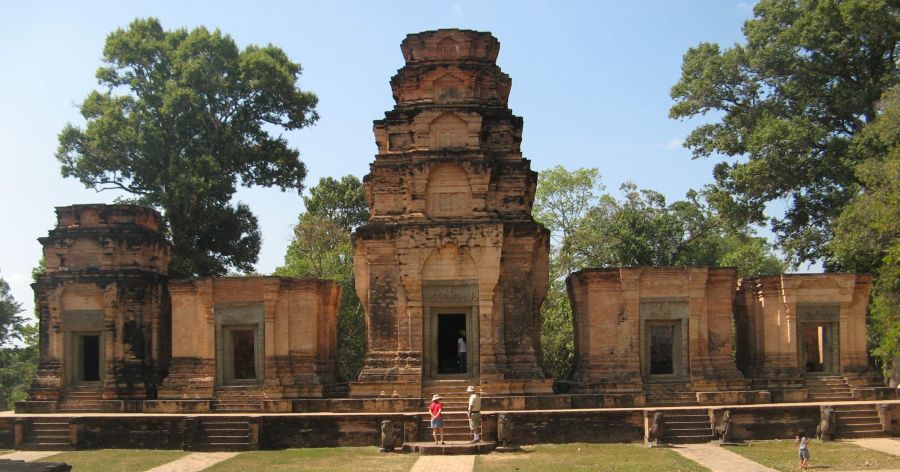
left=351, top=29, right=553, bottom=397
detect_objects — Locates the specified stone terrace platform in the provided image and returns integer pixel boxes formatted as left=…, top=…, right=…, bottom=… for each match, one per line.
left=1, top=399, right=897, bottom=452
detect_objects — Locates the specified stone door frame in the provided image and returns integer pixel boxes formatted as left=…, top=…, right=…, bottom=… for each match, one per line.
left=215, top=303, right=265, bottom=387
left=422, top=281, right=480, bottom=380
left=62, top=310, right=106, bottom=388
left=639, top=298, right=690, bottom=382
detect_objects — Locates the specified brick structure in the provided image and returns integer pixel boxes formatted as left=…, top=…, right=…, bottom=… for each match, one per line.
left=157, top=277, right=341, bottom=402
left=567, top=267, right=751, bottom=402
left=350, top=29, right=553, bottom=397
left=736, top=274, right=875, bottom=394
left=29, top=204, right=171, bottom=403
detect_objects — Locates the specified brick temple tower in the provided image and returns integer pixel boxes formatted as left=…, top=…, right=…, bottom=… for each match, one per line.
left=351, top=29, right=553, bottom=397
left=26, top=204, right=171, bottom=409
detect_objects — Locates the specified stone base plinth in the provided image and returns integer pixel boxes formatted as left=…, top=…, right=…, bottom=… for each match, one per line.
left=480, top=379, right=554, bottom=395
left=349, top=381, right=421, bottom=398
left=157, top=357, right=215, bottom=400
left=696, top=390, right=771, bottom=405
left=143, top=400, right=212, bottom=414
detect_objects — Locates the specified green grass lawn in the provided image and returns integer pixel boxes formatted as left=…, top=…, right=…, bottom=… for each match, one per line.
left=44, top=449, right=189, bottom=471
left=728, top=439, right=900, bottom=472
left=475, top=443, right=710, bottom=472
left=205, top=447, right=418, bottom=472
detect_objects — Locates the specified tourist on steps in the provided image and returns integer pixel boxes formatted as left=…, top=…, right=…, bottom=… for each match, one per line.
left=429, top=394, right=445, bottom=444
left=467, top=385, right=482, bottom=443
left=458, top=333, right=467, bottom=373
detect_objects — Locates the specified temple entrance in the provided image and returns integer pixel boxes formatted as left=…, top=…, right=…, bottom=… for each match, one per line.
left=68, top=332, right=102, bottom=385
left=800, top=322, right=839, bottom=374
left=639, top=298, right=689, bottom=381
left=797, top=304, right=841, bottom=376
left=649, top=323, right=676, bottom=375
left=222, top=325, right=261, bottom=384
left=423, top=305, right=478, bottom=380
left=437, top=313, right=467, bottom=374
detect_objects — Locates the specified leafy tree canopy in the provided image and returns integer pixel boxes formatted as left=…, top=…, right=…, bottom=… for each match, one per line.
left=670, top=0, right=898, bottom=265
left=0, top=275, right=26, bottom=348
left=57, top=17, right=319, bottom=277
left=832, top=85, right=900, bottom=374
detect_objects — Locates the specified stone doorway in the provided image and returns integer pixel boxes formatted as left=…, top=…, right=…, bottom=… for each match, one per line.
left=223, top=326, right=259, bottom=383
left=67, top=332, right=103, bottom=385
left=424, top=307, right=478, bottom=380
left=437, top=313, right=467, bottom=374
left=215, top=303, right=265, bottom=387
left=797, top=304, right=841, bottom=376
left=640, top=299, right=689, bottom=382
left=645, top=321, right=685, bottom=379
left=800, top=322, right=839, bottom=375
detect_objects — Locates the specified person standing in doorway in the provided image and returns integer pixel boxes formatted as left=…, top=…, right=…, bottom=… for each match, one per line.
left=429, top=394, right=445, bottom=445
left=467, top=385, right=481, bottom=443
left=796, top=429, right=810, bottom=470
left=458, top=331, right=467, bottom=373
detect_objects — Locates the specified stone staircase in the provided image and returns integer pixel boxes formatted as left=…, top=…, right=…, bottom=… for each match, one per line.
left=419, top=381, right=476, bottom=443
left=192, top=417, right=253, bottom=451
left=645, top=382, right=697, bottom=407
left=212, top=386, right=264, bottom=412
left=833, top=404, right=886, bottom=439
left=661, top=409, right=714, bottom=444
left=57, top=385, right=103, bottom=413
left=21, top=419, right=71, bottom=450
left=805, top=376, right=853, bottom=401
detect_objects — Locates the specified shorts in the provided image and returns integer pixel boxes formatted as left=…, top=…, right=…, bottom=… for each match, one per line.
left=799, top=448, right=809, bottom=460
left=469, top=412, right=482, bottom=429
left=431, top=417, right=444, bottom=428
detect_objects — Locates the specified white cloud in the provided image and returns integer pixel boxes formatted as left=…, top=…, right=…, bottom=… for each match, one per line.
left=452, top=1, right=462, bottom=14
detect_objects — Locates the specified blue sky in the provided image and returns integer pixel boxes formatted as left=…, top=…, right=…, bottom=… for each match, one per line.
left=0, top=1, right=760, bottom=314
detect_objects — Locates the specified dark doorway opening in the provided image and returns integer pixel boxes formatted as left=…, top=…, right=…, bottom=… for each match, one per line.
left=437, top=313, right=466, bottom=374
left=231, top=329, right=257, bottom=380
left=649, top=324, right=674, bottom=375
left=81, top=335, right=100, bottom=381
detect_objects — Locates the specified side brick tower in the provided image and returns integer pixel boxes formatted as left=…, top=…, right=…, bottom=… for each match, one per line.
left=25, top=204, right=171, bottom=410
left=351, top=30, right=553, bottom=396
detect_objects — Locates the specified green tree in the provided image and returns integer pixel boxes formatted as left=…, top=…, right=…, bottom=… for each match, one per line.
left=832, top=86, right=900, bottom=377
left=277, top=176, right=369, bottom=381
left=670, top=0, right=899, bottom=265
left=0, top=273, right=36, bottom=409
left=57, top=17, right=319, bottom=277
left=565, top=183, right=786, bottom=276
left=0, top=276, right=26, bottom=348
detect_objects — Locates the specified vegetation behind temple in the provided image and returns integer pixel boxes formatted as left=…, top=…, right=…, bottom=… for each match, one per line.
left=670, top=0, right=899, bottom=378
left=277, top=176, right=368, bottom=381
left=0, top=264, right=40, bottom=409
left=55, top=17, right=319, bottom=278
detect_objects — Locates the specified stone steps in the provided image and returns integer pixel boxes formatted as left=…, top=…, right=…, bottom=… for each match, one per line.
left=58, top=387, right=104, bottom=413
left=21, top=420, right=72, bottom=450
left=645, top=383, right=697, bottom=407
left=661, top=410, right=713, bottom=444
left=406, top=441, right=496, bottom=455
left=193, top=418, right=253, bottom=451
left=806, top=376, right=854, bottom=401
left=833, top=404, right=887, bottom=439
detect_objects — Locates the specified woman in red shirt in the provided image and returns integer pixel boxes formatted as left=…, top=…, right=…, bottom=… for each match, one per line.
left=429, top=394, right=445, bottom=444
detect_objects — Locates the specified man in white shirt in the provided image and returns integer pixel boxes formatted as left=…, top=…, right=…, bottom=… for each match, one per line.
left=467, top=385, right=481, bottom=443
left=457, top=333, right=467, bottom=373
